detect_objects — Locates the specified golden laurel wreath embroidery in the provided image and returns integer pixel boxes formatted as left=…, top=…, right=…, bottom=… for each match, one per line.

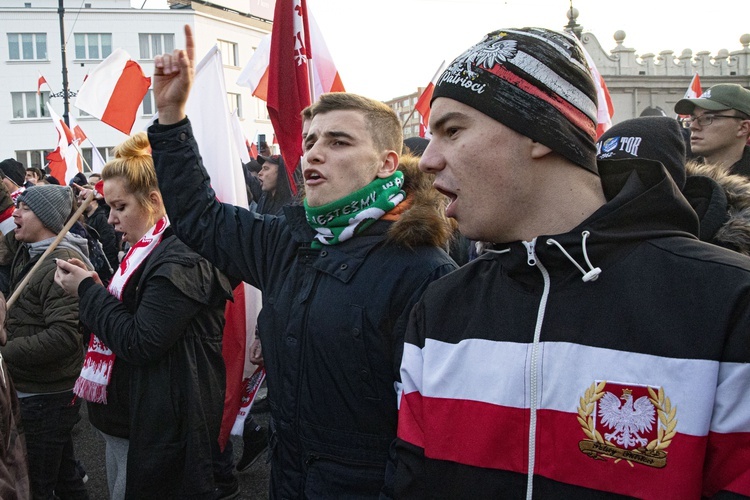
left=577, top=381, right=677, bottom=468
left=646, top=386, right=677, bottom=451
left=577, top=381, right=607, bottom=444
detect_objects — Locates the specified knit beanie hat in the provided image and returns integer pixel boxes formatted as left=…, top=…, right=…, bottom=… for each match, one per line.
left=0, top=158, right=26, bottom=188
left=17, top=185, right=74, bottom=234
left=596, top=116, right=687, bottom=189
left=432, top=27, right=599, bottom=174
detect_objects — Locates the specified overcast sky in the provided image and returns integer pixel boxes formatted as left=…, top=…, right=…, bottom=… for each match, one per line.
left=134, top=0, right=750, bottom=101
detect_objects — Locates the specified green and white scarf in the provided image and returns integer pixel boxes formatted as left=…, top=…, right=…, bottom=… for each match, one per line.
left=304, top=171, right=405, bottom=249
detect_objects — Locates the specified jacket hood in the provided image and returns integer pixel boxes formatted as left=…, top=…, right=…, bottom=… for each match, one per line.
left=145, top=233, right=233, bottom=306
left=46, top=232, right=94, bottom=270
left=686, top=160, right=750, bottom=255
left=257, top=158, right=296, bottom=216
left=0, top=181, right=12, bottom=214
left=484, top=158, right=699, bottom=283
left=386, top=153, right=455, bottom=249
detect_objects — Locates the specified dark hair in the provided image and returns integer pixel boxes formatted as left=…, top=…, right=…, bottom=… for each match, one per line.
left=256, top=155, right=293, bottom=216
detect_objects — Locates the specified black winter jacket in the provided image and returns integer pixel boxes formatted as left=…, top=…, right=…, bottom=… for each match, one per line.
left=728, top=144, right=750, bottom=178
left=683, top=158, right=750, bottom=256
left=86, top=204, right=120, bottom=272
left=77, top=230, right=232, bottom=499
left=149, top=119, right=456, bottom=499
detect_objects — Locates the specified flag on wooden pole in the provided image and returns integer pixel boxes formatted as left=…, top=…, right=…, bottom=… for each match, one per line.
left=187, top=46, right=263, bottom=449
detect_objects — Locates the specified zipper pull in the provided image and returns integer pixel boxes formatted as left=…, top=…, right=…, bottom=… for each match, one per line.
left=523, top=239, right=537, bottom=266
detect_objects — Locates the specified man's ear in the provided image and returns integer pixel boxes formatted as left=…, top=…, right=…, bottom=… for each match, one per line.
left=376, top=150, right=400, bottom=178
left=738, top=119, right=750, bottom=139
left=530, top=141, right=553, bottom=159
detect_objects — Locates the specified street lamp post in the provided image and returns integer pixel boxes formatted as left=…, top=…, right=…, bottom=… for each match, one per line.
left=57, top=0, right=71, bottom=126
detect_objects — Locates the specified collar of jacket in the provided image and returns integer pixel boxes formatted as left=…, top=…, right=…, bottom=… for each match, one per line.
left=481, top=158, right=700, bottom=284
left=282, top=154, right=454, bottom=251
left=285, top=204, right=391, bottom=284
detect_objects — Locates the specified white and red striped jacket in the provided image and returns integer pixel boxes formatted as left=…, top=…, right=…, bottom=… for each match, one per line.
left=395, top=160, right=750, bottom=499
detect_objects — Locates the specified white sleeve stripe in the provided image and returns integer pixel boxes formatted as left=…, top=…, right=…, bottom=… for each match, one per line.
left=409, top=339, right=749, bottom=435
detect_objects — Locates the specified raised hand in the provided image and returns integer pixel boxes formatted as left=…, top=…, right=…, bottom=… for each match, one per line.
left=153, top=24, right=195, bottom=125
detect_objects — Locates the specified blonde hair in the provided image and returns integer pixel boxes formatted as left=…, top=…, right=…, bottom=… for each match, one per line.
left=102, top=132, right=164, bottom=225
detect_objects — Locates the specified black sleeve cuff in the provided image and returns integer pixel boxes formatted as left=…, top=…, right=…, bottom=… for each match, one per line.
left=150, top=116, right=190, bottom=133
left=77, top=276, right=99, bottom=298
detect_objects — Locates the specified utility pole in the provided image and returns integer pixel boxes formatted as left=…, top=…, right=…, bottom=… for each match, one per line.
left=57, top=0, right=71, bottom=126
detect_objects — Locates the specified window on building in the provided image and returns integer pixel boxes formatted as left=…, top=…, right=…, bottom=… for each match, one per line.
left=255, top=98, right=269, bottom=120
left=141, top=89, right=155, bottom=115
left=81, top=147, right=110, bottom=171
left=74, top=33, right=112, bottom=60
left=228, top=93, right=242, bottom=118
left=11, top=91, right=50, bottom=119
left=15, top=150, right=54, bottom=169
left=218, top=40, right=239, bottom=67
left=8, top=33, right=47, bottom=60
left=138, top=33, right=174, bottom=60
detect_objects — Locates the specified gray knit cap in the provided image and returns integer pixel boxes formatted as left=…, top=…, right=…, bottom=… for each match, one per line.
left=17, top=185, right=74, bottom=234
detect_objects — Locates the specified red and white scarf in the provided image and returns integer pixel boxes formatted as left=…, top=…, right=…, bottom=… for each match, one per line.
left=9, top=187, right=25, bottom=204
left=73, top=216, right=170, bottom=403
left=0, top=204, right=16, bottom=235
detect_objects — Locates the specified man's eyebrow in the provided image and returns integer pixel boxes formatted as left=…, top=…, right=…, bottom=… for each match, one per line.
left=304, top=129, right=356, bottom=144
left=323, top=130, right=356, bottom=141
left=431, top=111, right=466, bottom=132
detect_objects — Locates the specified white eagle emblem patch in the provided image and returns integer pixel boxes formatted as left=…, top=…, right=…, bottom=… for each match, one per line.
left=578, top=381, right=677, bottom=468
left=445, top=36, right=518, bottom=78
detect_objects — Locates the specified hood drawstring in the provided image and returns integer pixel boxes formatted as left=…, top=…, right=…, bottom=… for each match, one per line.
left=546, top=230, right=601, bottom=282
left=484, top=247, right=511, bottom=256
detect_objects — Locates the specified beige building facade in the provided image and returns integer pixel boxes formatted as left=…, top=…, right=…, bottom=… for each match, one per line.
left=391, top=10, right=750, bottom=139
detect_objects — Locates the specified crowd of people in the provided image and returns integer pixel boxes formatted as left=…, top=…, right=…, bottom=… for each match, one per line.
left=0, top=22, right=749, bottom=500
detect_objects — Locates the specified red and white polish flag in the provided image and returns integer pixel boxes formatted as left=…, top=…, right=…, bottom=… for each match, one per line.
left=684, top=73, right=703, bottom=100
left=187, top=45, right=263, bottom=449
left=46, top=103, right=82, bottom=183
left=236, top=34, right=272, bottom=101
left=414, top=83, right=434, bottom=139
left=414, top=62, right=446, bottom=139
left=236, top=5, right=344, bottom=103
left=37, top=72, right=49, bottom=95
left=581, top=46, right=614, bottom=138
left=75, top=49, right=151, bottom=135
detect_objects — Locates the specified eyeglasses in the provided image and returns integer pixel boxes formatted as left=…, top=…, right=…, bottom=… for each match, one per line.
left=682, top=114, right=745, bottom=129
